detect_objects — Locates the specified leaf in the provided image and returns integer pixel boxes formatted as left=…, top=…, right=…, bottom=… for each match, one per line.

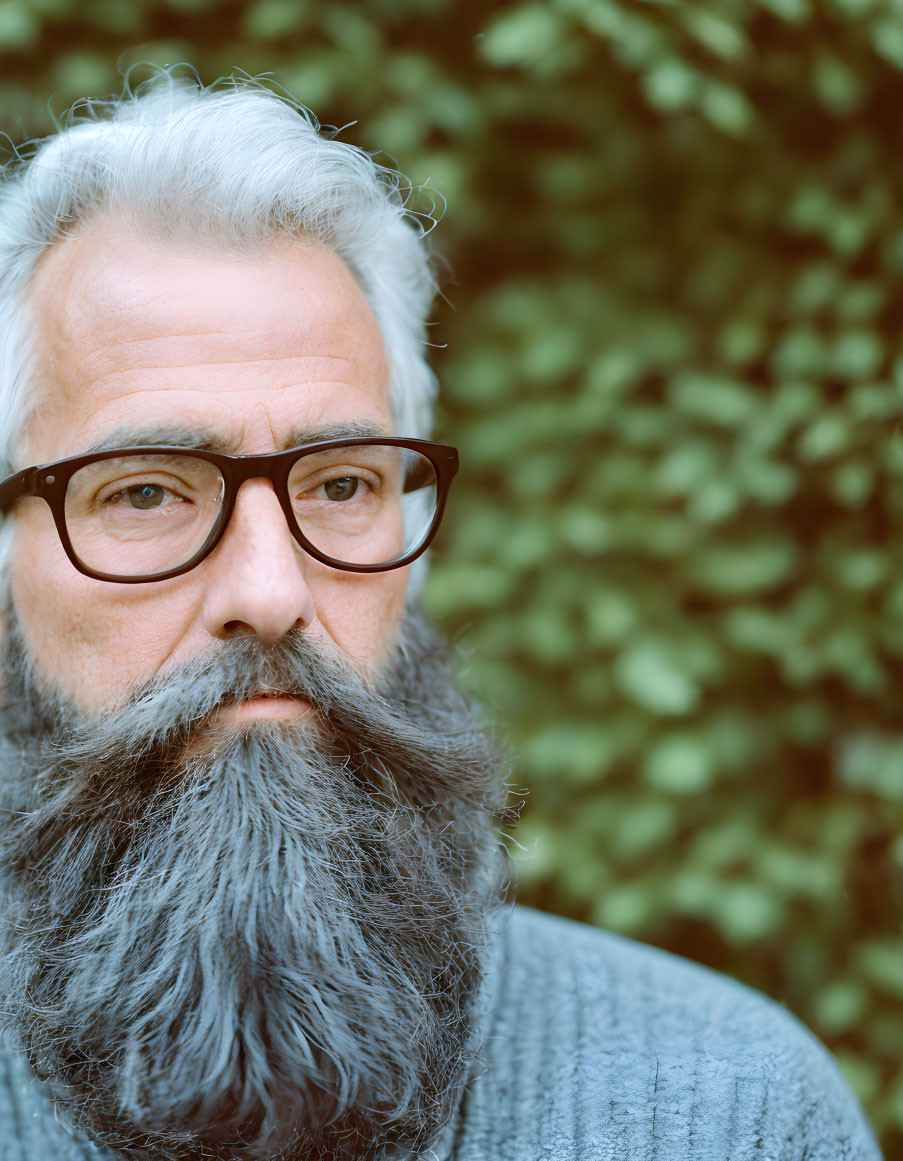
left=755, top=0, right=810, bottom=21
left=699, top=80, right=756, bottom=136
left=0, top=0, right=39, bottom=48
left=644, top=732, right=716, bottom=794
left=594, top=881, right=656, bottom=933
left=813, top=980, right=868, bottom=1034
left=643, top=58, right=697, bottom=112
left=788, top=261, right=841, bottom=315
left=586, top=589, right=639, bottom=645
left=479, top=5, right=563, bottom=68
left=715, top=882, right=784, bottom=944
left=837, top=735, right=903, bottom=802
left=423, top=564, right=517, bottom=616
left=813, top=53, right=865, bottom=116
left=835, top=1053, right=882, bottom=1105
left=871, top=18, right=903, bottom=68
left=796, top=412, right=852, bottom=462
left=241, top=0, right=308, bottom=37
left=829, top=330, right=883, bottom=379
left=523, top=722, right=616, bottom=784
left=687, top=538, right=796, bottom=597
left=669, top=373, right=756, bottom=427
left=655, top=441, right=719, bottom=497
left=608, top=799, right=677, bottom=862
left=770, top=326, right=826, bottom=378
left=680, top=8, right=748, bottom=61
left=829, top=461, right=874, bottom=508
left=856, top=939, right=903, bottom=999
left=614, top=641, right=700, bottom=716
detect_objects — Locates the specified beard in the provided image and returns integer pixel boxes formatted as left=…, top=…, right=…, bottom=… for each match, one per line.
left=0, top=608, right=508, bottom=1161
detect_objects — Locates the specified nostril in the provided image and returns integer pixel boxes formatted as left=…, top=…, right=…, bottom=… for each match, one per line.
left=222, top=620, right=256, bottom=638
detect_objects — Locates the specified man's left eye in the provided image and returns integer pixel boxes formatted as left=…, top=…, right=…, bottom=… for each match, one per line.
left=106, top=485, right=179, bottom=513
left=323, top=477, right=359, bottom=501
left=126, top=484, right=170, bottom=509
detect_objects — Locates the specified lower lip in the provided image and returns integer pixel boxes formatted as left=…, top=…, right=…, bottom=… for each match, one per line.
left=218, top=695, right=312, bottom=723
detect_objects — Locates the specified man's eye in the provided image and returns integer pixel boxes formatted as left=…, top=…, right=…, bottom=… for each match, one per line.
left=323, top=477, right=359, bottom=502
left=111, top=484, right=173, bottom=510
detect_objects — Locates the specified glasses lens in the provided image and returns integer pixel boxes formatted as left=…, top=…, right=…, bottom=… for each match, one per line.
left=65, top=454, right=225, bottom=578
left=288, top=444, right=438, bottom=566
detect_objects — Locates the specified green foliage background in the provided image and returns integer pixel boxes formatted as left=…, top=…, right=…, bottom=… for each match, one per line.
left=0, top=0, right=901, bottom=1152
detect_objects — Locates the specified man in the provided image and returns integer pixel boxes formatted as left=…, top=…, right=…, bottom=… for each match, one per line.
left=0, top=76, right=880, bottom=1161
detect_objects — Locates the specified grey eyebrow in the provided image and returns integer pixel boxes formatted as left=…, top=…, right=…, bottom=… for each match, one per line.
left=81, top=420, right=390, bottom=457
left=284, top=420, right=390, bottom=448
left=83, top=425, right=241, bottom=455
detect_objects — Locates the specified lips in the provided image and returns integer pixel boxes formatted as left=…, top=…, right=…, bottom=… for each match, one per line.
left=216, top=691, right=312, bottom=724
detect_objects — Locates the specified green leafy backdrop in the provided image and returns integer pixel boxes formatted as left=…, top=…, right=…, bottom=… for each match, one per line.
left=1, top=0, right=901, bottom=1153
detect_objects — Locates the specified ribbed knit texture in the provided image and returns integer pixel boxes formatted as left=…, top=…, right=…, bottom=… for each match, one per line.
left=0, top=907, right=881, bottom=1160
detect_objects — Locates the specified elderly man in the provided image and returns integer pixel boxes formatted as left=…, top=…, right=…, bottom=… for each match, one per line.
left=0, top=77, right=880, bottom=1161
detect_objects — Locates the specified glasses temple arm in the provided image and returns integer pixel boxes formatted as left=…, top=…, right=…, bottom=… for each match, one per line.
left=0, top=467, right=38, bottom=513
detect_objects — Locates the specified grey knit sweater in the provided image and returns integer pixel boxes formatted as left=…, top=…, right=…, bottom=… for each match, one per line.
left=0, top=907, right=881, bottom=1160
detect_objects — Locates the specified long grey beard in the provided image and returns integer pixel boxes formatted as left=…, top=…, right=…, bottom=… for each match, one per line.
left=0, top=611, right=508, bottom=1160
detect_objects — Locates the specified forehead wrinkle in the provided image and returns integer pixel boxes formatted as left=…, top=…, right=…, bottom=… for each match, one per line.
left=67, top=368, right=381, bottom=419
left=63, top=318, right=383, bottom=391
left=34, top=229, right=378, bottom=354
left=80, top=348, right=370, bottom=369
left=40, top=354, right=377, bottom=432
left=104, top=312, right=357, bottom=352
left=43, top=377, right=391, bottom=456
left=67, top=373, right=379, bottom=422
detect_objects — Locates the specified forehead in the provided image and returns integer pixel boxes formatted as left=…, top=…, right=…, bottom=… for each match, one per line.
left=23, top=223, right=391, bottom=461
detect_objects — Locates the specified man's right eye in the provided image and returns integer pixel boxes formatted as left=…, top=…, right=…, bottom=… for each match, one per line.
left=106, top=484, right=178, bottom=510
left=323, top=476, right=360, bottom=502
left=129, top=484, right=166, bottom=509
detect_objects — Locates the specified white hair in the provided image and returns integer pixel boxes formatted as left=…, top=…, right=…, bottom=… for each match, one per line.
left=0, top=70, right=440, bottom=464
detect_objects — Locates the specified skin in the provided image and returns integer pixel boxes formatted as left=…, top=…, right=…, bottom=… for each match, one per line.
left=10, top=223, right=409, bottom=715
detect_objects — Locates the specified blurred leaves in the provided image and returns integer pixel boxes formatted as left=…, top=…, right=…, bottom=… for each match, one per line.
left=0, top=0, right=901, bottom=1151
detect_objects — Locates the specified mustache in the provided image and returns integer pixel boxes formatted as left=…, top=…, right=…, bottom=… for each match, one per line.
left=11, top=621, right=494, bottom=785
left=1, top=616, right=510, bottom=881
left=13, top=629, right=376, bottom=747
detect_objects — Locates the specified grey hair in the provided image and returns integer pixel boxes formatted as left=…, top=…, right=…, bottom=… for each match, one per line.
left=0, top=71, right=440, bottom=570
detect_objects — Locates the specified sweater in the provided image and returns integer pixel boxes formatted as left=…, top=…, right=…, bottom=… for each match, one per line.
left=0, top=906, right=882, bottom=1161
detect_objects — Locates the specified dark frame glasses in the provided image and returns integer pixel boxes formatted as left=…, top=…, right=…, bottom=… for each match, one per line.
left=0, top=437, right=459, bottom=583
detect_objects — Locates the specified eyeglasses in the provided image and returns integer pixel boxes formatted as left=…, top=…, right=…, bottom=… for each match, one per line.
left=0, top=438, right=459, bottom=583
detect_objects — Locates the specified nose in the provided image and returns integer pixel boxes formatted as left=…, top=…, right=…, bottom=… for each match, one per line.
left=200, top=478, right=316, bottom=642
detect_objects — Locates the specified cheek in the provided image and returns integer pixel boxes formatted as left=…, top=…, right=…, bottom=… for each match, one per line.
left=11, top=505, right=82, bottom=661
left=311, top=567, right=408, bottom=672
left=9, top=509, right=192, bottom=709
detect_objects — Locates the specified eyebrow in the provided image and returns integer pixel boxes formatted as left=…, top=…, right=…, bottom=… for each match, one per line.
left=81, top=419, right=390, bottom=457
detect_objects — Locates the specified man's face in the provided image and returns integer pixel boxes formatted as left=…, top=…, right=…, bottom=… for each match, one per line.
left=12, top=224, right=407, bottom=710
left=0, top=221, right=505, bottom=1160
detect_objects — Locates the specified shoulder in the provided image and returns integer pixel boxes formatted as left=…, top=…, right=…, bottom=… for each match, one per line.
left=498, top=905, right=828, bottom=1066
left=452, top=906, right=881, bottom=1161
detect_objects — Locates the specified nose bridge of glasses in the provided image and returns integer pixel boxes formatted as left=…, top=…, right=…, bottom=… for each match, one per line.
left=224, top=446, right=298, bottom=492
left=222, top=451, right=303, bottom=550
